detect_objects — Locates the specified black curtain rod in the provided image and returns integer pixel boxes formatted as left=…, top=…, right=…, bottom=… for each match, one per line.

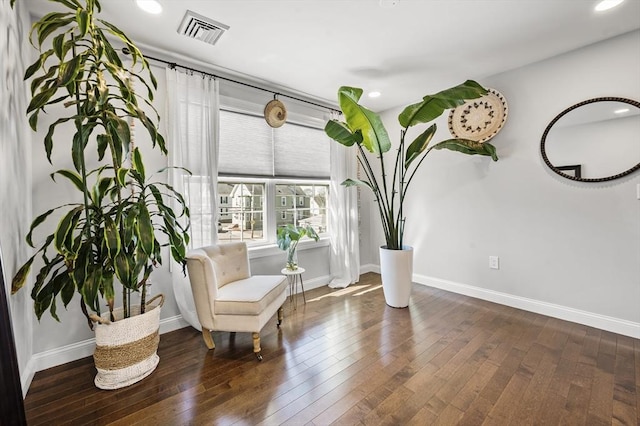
left=124, top=49, right=341, bottom=114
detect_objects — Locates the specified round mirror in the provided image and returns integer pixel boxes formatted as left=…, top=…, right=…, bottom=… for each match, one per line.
left=540, top=97, right=640, bottom=182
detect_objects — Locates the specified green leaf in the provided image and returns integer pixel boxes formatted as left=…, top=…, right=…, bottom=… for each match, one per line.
left=34, top=293, right=53, bottom=320
left=96, top=70, right=108, bottom=106
left=37, top=17, right=75, bottom=47
left=96, top=134, right=108, bottom=161
left=116, top=168, right=129, bottom=187
left=11, top=258, right=34, bottom=294
left=44, top=116, right=73, bottom=162
left=98, top=29, right=123, bottom=67
left=25, top=208, right=55, bottom=246
left=72, top=244, right=89, bottom=291
left=80, top=269, right=101, bottom=313
left=71, top=132, right=83, bottom=172
left=337, top=86, right=391, bottom=155
left=398, top=80, right=487, bottom=128
left=431, top=139, right=499, bottom=161
left=60, top=275, right=75, bottom=307
left=103, top=216, right=121, bottom=258
left=76, top=9, right=89, bottom=37
left=342, top=178, right=373, bottom=191
left=405, top=124, right=436, bottom=169
left=136, top=203, right=154, bottom=255
left=482, top=142, right=499, bottom=161
left=28, top=112, right=39, bottom=131
left=57, top=55, right=80, bottom=87
left=114, top=251, right=131, bottom=288
left=131, top=106, right=164, bottom=153
left=51, top=169, right=84, bottom=192
left=52, top=33, right=65, bottom=59
left=24, top=56, right=43, bottom=80
left=107, top=114, right=130, bottom=166
left=30, top=62, right=55, bottom=95
left=53, top=206, right=83, bottom=254
left=98, top=19, right=136, bottom=47
left=132, top=147, right=145, bottom=181
left=50, top=0, right=82, bottom=10
left=27, top=86, right=57, bottom=114
left=155, top=133, right=167, bottom=154
left=95, top=177, right=113, bottom=205
left=324, top=120, right=362, bottom=147
left=102, top=272, right=115, bottom=313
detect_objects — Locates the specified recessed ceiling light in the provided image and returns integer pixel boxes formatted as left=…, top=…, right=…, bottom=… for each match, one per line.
left=594, top=0, right=624, bottom=12
left=380, top=0, right=399, bottom=8
left=368, top=91, right=381, bottom=98
left=614, top=108, right=630, bottom=114
left=136, top=0, right=162, bottom=14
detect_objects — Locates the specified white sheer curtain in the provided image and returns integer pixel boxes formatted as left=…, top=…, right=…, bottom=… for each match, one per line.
left=166, top=68, right=219, bottom=329
left=328, top=112, right=360, bottom=288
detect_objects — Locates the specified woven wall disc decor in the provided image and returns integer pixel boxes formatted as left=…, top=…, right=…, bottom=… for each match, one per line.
left=448, top=88, right=508, bottom=143
left=264, top=99, right=287, bottom=128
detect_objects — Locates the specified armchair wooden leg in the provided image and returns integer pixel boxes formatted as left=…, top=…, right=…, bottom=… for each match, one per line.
left=202, top=329, right=215, bottom=350
left=277, top=306, right=284, bottom=328
left=252, top=332, right=263, bottom=361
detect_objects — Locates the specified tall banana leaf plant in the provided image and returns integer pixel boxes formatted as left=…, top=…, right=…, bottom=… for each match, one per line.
left=325, top=81, right=498, bottom=250
left=10, top=0, right=190, bottom=327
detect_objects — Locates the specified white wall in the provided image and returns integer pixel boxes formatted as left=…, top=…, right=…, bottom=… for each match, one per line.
left=0, top=0, right=34, bottom=395
left=377, top=30, right=640, bottom=335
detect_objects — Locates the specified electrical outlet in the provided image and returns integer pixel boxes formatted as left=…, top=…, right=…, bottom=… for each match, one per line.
left=489, top=256, right=500, bottom=270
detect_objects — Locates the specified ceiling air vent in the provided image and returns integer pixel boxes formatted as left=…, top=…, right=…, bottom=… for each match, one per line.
left=177, top=10, right=230, bottom=46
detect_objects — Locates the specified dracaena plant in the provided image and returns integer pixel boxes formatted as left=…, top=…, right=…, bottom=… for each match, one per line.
left=10, top=0, right=190, bottom=328
left=324, top=81, right=498, bottom=250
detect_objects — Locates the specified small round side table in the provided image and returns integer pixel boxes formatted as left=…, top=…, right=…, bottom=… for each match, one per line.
left=281, top=267, right=306, bottom=309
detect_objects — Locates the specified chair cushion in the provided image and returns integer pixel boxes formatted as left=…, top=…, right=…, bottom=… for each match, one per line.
left=202, top=243, right=250, bottom=288
left=215, top=275, right=287, bottom=316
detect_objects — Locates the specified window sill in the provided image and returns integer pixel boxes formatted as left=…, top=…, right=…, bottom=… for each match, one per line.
left=248, top=236, right=330, bottom=260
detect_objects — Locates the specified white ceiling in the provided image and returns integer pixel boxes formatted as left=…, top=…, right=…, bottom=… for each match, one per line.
left=26, top=0, right=640, bottom=112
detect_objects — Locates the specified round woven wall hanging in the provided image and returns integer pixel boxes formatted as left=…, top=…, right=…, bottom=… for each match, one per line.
left=448, top=88, right=508, bottom=143
left=264, top=98, right=287, bottom=128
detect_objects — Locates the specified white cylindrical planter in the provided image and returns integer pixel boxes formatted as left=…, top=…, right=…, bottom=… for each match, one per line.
left=379, top=246, right=414, bottom=308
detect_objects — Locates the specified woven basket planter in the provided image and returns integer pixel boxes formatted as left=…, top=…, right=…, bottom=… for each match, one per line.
left=92, top=294, right=164, bottom=390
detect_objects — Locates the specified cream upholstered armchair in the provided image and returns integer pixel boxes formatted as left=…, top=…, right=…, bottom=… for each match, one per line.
left=185, top=242, right=287, bottom=360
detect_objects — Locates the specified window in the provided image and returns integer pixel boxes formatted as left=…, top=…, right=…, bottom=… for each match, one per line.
left=216, top=108, right=331, bottom=246
left=217, top=181, right=264, bottom=243
left=216, top=180, right=329, bottom=245
left=275, top=184, right=328, bottom=233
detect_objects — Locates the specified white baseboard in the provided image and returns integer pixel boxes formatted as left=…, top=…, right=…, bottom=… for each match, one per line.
left=21, top=358, right=36, bottom=397
left=414, top=273, right=640, bottom=339
left=29, top=315, right=189, bottom=375
left=294, top=274, right=330, bottom=293
left=360, top=264, right=380, bottom=274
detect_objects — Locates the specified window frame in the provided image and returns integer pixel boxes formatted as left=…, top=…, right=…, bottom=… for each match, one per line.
left=217, top=176, right=330, bottom=251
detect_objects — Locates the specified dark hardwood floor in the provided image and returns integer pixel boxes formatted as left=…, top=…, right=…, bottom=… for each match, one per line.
left=24, top=273, right=639, bottom=425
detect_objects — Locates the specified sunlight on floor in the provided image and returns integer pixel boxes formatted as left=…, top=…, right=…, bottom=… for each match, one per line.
left=306, top=284, right=381, bottom=302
